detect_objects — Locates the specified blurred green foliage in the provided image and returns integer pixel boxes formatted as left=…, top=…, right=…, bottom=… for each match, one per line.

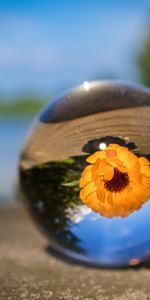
left=138, top=29, right=150, bottom=87
left=20, top=156, right=88, bottom=252
left=0, top=97, right=46, bottom=117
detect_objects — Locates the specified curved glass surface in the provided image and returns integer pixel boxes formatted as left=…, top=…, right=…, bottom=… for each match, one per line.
left=19, top=80, right=150, bottom=267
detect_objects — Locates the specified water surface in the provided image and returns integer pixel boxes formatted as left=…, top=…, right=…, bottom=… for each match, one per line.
left=0, top=117, right=31, bottom=200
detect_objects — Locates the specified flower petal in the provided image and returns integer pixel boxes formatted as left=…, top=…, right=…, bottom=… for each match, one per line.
left=80, top=143, right=150, bottom=218
left=86, top=151, right=105, bottom=164
left=79, top=170, right=93, bottom=188
left=139, top=157, right=149, bottom=167
left=96, top=183, right=105, bottom=202
left=141, top=166, right=150, bottom=177
left=103, top=165, right=114, bottom=180
left=80, top=181, right=97, bottom=201
left=85, top=191, right=102, bottom=213
left=105, top=149, right=117, bottom=158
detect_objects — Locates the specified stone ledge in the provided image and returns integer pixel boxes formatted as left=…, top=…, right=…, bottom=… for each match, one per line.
left=0, top=205, right=150, bottom=300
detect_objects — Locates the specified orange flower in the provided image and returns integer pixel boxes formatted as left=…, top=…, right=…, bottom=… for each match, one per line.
left=79, top=144, right=150, bottom=218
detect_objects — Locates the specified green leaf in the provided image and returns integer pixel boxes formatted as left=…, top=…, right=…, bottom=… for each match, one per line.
left=61, top=180, right=79, bottom=187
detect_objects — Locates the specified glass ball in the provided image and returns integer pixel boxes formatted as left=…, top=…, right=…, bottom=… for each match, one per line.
left=19, top=80, right=150, bottom=267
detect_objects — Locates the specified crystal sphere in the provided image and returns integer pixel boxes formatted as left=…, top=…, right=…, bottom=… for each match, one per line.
left=19, top=80, right=150, bottom=267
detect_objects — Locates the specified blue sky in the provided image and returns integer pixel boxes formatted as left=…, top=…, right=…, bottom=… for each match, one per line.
left=0, top=0, right=150, bottom=98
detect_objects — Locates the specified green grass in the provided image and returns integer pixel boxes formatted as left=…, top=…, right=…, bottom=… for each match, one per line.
left=0, top=97, right=47, bottom=117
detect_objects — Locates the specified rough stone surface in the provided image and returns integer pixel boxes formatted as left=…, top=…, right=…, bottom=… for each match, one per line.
left=1, top=205, right=150, bottom=299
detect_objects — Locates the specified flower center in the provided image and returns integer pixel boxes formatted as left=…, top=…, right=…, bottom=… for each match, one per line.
left=104, top=168, right=129, bottom=192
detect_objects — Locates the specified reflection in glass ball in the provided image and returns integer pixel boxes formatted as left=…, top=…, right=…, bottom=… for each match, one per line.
left=19, top=81, right=150, bottom=267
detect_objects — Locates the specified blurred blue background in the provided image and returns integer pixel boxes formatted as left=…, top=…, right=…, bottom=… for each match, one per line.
left=0, top=0, right=150, bottom=202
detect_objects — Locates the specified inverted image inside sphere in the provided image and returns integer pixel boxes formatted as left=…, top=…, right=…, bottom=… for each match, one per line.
left=19, top=81, right=150, bottom=267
